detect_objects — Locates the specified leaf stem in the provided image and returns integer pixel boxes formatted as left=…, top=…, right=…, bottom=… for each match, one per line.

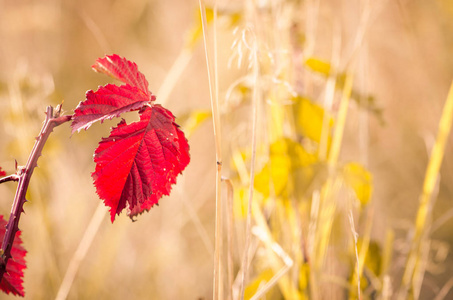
left=0, top=106, right=71, bottom=281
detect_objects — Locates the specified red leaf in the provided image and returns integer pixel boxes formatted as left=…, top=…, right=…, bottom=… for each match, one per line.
left=92, top=105, right=190, bottom=222
left=71, top=54, right=155, bottom=133
left=92, top=54, right=151, bottom=97
left=0, top=216, right=26, bottom=297
left=71, top=84, right=152, bottom=133
left=0, top=167, right=5, bottom=177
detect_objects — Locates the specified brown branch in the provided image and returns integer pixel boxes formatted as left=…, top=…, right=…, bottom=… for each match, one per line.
left=0, top=106, right=72, bottom=280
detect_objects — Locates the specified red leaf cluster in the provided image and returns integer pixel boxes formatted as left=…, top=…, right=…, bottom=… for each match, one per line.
left=72, top=54, right=190, bottom=221
left=0, top=167, right=5, bottom=177
left=0, top=216, right=26, bottom=297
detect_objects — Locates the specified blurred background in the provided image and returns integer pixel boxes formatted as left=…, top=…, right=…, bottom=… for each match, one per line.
left=1, top=0, right=453, bottom=299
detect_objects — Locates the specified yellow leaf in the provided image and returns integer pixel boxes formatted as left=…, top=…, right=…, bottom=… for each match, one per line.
left=294, top=96, right=333, bottom=144
left=362, top=240, right=382, bottom=276
left=244, top=269, right=274, bottom=300
left=304, top=57, right=331, bottom=76
left=299, top=263, right=310, bottom=298
left=254, top=138, right=317, bottom=198
left=343, top=162, right=373, bottom=206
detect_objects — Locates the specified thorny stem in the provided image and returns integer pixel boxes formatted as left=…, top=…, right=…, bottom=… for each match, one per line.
left=0, top=106, right=71, bottom=281
left=0, top=175, right=20, bottom=184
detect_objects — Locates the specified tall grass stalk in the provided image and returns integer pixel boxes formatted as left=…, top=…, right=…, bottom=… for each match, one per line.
left=239, top=27, right=259, bottom=300
left=399, top=80, right=453, bottom=300
left=319, top=24, right=341, bottom=161
left=222, top=177, right=235, bottom=300
left=198, top=1, right=223, bottom=299
left=328, top=73, right=353, bottom=166
left=311, top=73, right=354, bottom=298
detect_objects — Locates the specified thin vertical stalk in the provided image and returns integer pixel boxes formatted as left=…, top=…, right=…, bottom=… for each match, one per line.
left=311, top=73, right=353, bottom=297
left=348, top=210, right=361, bottom=300
left=198, top=1, right=222, bottom=299
left=239, top=28, right=259, bottom=300
left=319, top=22, right=341, bottom=161
left=328, top=73, right=354, bottom=166
left=222, top=177, right=235, bottom=300
left=399, top=81, right=453, bottom=300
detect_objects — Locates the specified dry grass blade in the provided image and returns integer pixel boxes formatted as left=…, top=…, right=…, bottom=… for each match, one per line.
left=222, top=177, right=235, bottom=300
left=328, top=73, right=354, bottom=167
left=239, top=28, right=259, bottom=300
left=398, top=81, right=453, bottom=300
left=348, top=210, right=361, bottom=300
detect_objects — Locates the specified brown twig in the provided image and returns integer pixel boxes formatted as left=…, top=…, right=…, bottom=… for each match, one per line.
left=0, top=106, right=71, bottom=281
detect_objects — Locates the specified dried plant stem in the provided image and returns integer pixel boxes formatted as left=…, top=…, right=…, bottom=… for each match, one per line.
left=239, top=30, right=259, bottom=300
left=328, top=72, right=353, bottom=166
left=199, top=1, right=223, bottom=299
left=222, top=177, right=235, bottom=300
left=399, top=80, right=453, bottom=300
left=319, top=22, right=341, bottom=161
left=0, top=106, right=71, bottom=281
left=348, top=211, right=361, bottom=300
left=310, top=73, right=353, bottom=297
